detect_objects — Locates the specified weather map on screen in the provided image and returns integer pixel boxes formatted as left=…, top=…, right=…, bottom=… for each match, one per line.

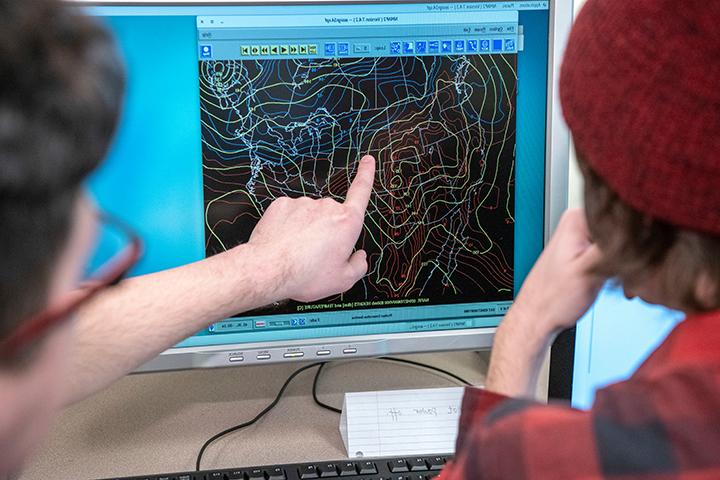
left=200, top=53, right=517, bottom=317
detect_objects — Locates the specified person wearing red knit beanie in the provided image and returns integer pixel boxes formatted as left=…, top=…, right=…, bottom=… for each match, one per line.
left=440, top=0, right=720, bottom=478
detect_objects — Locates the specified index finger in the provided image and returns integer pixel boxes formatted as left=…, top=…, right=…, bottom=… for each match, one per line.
left=344, top=155, right=376, bottom=215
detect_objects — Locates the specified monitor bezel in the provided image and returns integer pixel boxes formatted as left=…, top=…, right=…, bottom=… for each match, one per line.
left=74, top=0, right=573, bottom=374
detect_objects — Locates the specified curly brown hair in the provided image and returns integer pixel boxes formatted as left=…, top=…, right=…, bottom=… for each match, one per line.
left=580, top=154, right=720, bottom=312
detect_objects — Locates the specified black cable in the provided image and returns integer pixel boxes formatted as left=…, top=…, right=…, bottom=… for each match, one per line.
left=310, top=356, right=474, bottom=414
left=197, top=357, right=472, bottom=470
left=312, top=362, right=342, bottom=413
left=195, top=361, right=324, bottom=471
left=378, top=356, right=473, bottom=386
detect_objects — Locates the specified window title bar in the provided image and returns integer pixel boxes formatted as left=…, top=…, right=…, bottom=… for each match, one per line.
left=85, top=2, right=547, bottom=17
left=198, top=10, right=517, bottom=28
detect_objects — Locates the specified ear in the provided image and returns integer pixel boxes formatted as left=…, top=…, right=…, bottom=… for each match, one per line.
left=694, top=272, right=718, bottom=311
left=48, top=193, right=97, bottom=301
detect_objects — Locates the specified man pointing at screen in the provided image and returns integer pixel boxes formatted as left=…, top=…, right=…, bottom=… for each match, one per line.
left=0, top=1, right=376, bottom=474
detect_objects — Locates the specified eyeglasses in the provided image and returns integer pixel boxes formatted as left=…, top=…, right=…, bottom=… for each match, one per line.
left=0, top=211, right=143, bottom=361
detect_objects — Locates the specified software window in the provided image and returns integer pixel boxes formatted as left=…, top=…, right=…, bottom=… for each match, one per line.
left=197, top=7, right=519, bottom=337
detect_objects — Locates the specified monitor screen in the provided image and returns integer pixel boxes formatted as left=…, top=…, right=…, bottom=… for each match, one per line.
left=81, top=0, right=568, bottom=369
left=572, top=285, right=683, bottom=409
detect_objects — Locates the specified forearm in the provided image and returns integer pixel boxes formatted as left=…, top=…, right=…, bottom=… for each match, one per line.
left=59, top=156, right=376, bottom=407
left=485, top=306, right=556, bottom=398
left=63, top=244, right=282, bottom=406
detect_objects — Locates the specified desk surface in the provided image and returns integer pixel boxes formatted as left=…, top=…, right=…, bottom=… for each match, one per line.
left=20, top=352, right=489, bottom=480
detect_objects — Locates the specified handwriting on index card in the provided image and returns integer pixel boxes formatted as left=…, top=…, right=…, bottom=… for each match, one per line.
left=386, top=404, right=460, bottom=422
left=340, top=387, right=465, bottom=458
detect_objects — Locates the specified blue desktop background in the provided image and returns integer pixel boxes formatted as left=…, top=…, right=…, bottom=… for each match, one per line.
left=89, top=6, right=550, bottom=348
left=572, top=285, right=683, bottom=409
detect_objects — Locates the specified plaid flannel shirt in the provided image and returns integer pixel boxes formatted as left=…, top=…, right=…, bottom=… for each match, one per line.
left=439, top=310, right=720, bottom=479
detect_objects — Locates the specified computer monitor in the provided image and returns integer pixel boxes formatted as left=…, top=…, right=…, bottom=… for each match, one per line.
left=76, top=0, right=573, bottom=372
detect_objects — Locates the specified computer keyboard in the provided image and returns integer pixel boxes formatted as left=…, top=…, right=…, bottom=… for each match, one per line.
left=101, top=454, right=450, bottom=480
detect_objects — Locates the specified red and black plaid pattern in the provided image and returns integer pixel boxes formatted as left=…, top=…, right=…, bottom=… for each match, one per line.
left=440, top=311, right=720, bottom=479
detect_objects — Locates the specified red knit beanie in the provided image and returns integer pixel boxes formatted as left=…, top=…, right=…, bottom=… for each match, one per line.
left=560, top=0, right=720, bottom=235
